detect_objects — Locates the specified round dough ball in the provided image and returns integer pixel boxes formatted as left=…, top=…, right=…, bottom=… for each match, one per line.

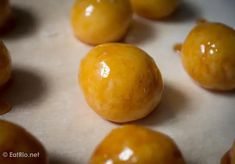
left=130, top=0, right=180, bottom=19
left=0, top=41, right=11, bottom=88
left=71, top=0, right=132, bottom=45
left=79, top=43, right=163, bottom=123
left=90, top=125, right=185, bottom=164
left=221, top=141, right=235, bottom=164
left=181, top=22, right=235, bottom=91
left=0, top=0, right=11, bottom=28
left=0, top=120, right=48, bottom=164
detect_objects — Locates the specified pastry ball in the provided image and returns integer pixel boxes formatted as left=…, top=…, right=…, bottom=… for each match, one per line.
left=0, top=0, right=11, bottom=28
left=0, top=41, right=11, bottom=88
left=79, top=43, right=163, bottom=123
left=71, top=0, right=132, bottom=45
left=90, top=125, right=185, bottom=164
left=181, top=22, right=235, bottom=91
left=130, top=0, right=180, bottom=19
left=221, top=141, right=235, bottom=164
left=0, top=120, right=48, bottom=164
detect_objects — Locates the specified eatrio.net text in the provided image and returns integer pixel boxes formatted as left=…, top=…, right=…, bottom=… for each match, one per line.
left=2, top=151, right=40, bottom=158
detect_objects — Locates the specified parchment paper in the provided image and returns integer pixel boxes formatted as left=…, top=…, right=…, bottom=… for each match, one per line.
left=1, top=0, right=235, bottom=163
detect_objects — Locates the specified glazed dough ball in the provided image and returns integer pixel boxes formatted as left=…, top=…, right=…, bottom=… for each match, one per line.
left=0, top=0, right=11, bottom=28
left=0, top=41, right=11, bottom=88
left=90, top=125, right=185, bottom=164
left=79, top=43, right=163, bottom=123
left=0, top=120, right=48, bottom=164
left=71, top=0, right=132, bottom=45
left=221, top=141, right=235, bottom=164
left=130, top=0, right=180, bottom=19
left=181, top=22, right=235, bottom=91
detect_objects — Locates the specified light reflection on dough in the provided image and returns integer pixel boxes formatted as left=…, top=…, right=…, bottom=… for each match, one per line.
left=119, top=147, right=133, bottom=161
left=100, top=61, right=110, bottom=78
left=85, top=5, right=94, bottom=17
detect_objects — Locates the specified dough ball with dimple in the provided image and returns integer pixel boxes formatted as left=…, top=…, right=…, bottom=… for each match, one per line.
left=0, top=41, right=11, bottom=88
left=221, top=141, right=235, bottom=164
left=79, top=43, right=163, bottom=123
left=0, top=0, right=11, bottom=28
left=130, top=0, right=180, bottom=20
left=181, top=22, right=235, bottom=91
left=0, top=120, right=48, bottom=164
left=71, top=0, right=132, bottom=45
left=90, top=125, right=185, bottom=164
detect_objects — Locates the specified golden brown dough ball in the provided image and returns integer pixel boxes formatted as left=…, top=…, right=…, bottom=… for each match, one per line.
left=0, top=0, right=11, bottom=28
left=0, top=120, right=48, bottom=164
left=181, top=22, right=235, bottom=91
left=130, top=0, right=180, bottom=19
left=0, top=41, right=11, bottom=88
left=79, top=43, right=163, bottom=123
left=221, top=141, right=235, bottom=164
left=71, top=0, right=132, bottom=45
left=90, top=125, right=185, bottom=164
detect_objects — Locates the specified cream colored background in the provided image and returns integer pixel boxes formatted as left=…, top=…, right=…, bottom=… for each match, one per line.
left=1, top=0, right=235, bottom=163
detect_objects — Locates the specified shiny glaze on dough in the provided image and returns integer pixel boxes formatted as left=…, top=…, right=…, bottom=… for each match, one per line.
left=90, top=125, right=185, bottom=164
left=79, top=43, right=163, bottom=123
left=182, top=22, right=235, bottom=90
left=71, top=0, right=132, bottom=45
